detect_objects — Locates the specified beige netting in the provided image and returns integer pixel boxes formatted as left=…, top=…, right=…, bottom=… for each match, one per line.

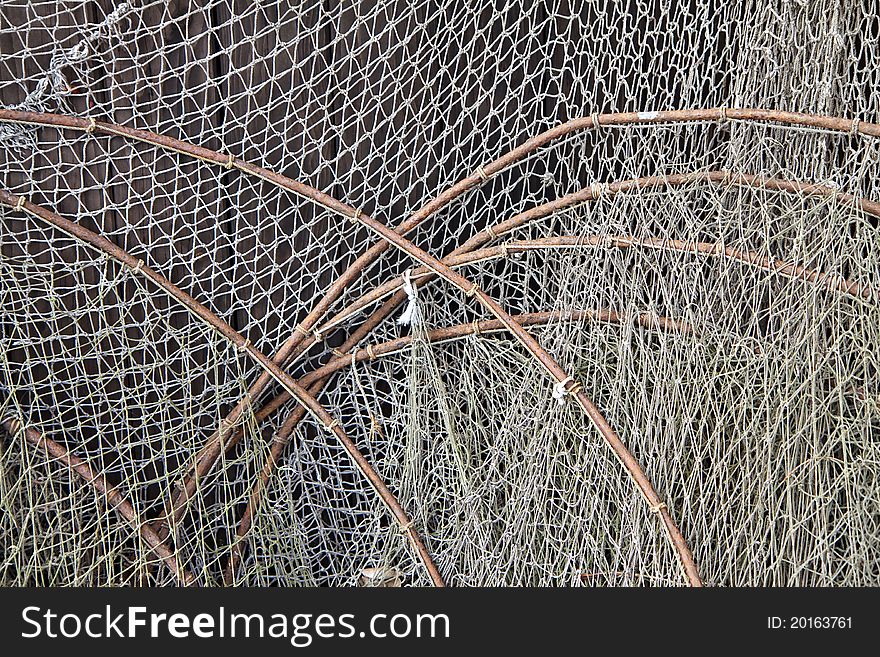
left=0, top=1, right=878, bottom=586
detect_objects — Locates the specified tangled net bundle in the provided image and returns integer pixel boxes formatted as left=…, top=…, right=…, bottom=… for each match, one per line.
left=0, top=0, right=878, bottom=587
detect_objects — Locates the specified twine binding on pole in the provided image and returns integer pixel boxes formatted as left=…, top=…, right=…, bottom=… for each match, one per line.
left=397, top=269, right=421, bottom=326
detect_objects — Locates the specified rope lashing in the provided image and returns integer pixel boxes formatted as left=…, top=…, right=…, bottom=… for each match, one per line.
left=552, top=376, right=582, bottom=405
left=397, top=268, right=421, bottom=326
left=590, top=182, right=610, bottom=198
left=2, top=416, right=22, bottom=435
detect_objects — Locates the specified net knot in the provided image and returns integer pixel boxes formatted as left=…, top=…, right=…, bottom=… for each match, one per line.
left=85, top=117, right=97, bottom=134
left=224, top=153, right=235, bottom=170
left=552, top=376, right=581, bottom=405
left=396, top=268, right=421, bottom=326
left=313, top=328, right=325, bottom=342
left=650, top=502, right=667, bottom=514
left=851, top=117, right=861, bottom=136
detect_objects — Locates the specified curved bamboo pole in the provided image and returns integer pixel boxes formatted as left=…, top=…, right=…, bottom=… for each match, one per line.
left=0, top=416, right=195, bottom=585
left=318, top=309, right=694, bottom=374
left=0, top=190, right=444, bottom=587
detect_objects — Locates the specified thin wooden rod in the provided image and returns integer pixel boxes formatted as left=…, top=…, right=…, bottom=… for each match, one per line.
left=0, top=190, right=445, bottom=587
left=317, top=309, right=694, bottom=378
left=244, top=308, right=689, bottom=476
left=0, top=416, right=195, bottom=585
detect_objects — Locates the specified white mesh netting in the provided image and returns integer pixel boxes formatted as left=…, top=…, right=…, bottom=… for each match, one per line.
left=1, top=1, right=879, bottom=586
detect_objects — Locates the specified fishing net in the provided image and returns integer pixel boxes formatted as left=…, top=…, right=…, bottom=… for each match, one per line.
left=1, top=0, right=879, bottom=586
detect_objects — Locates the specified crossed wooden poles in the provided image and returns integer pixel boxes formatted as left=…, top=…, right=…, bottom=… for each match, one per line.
left=2, top=107, right=878, bottom=587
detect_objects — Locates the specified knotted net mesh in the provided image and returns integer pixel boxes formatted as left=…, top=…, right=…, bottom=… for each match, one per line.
left=0, top=0, right=878, bottom=586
